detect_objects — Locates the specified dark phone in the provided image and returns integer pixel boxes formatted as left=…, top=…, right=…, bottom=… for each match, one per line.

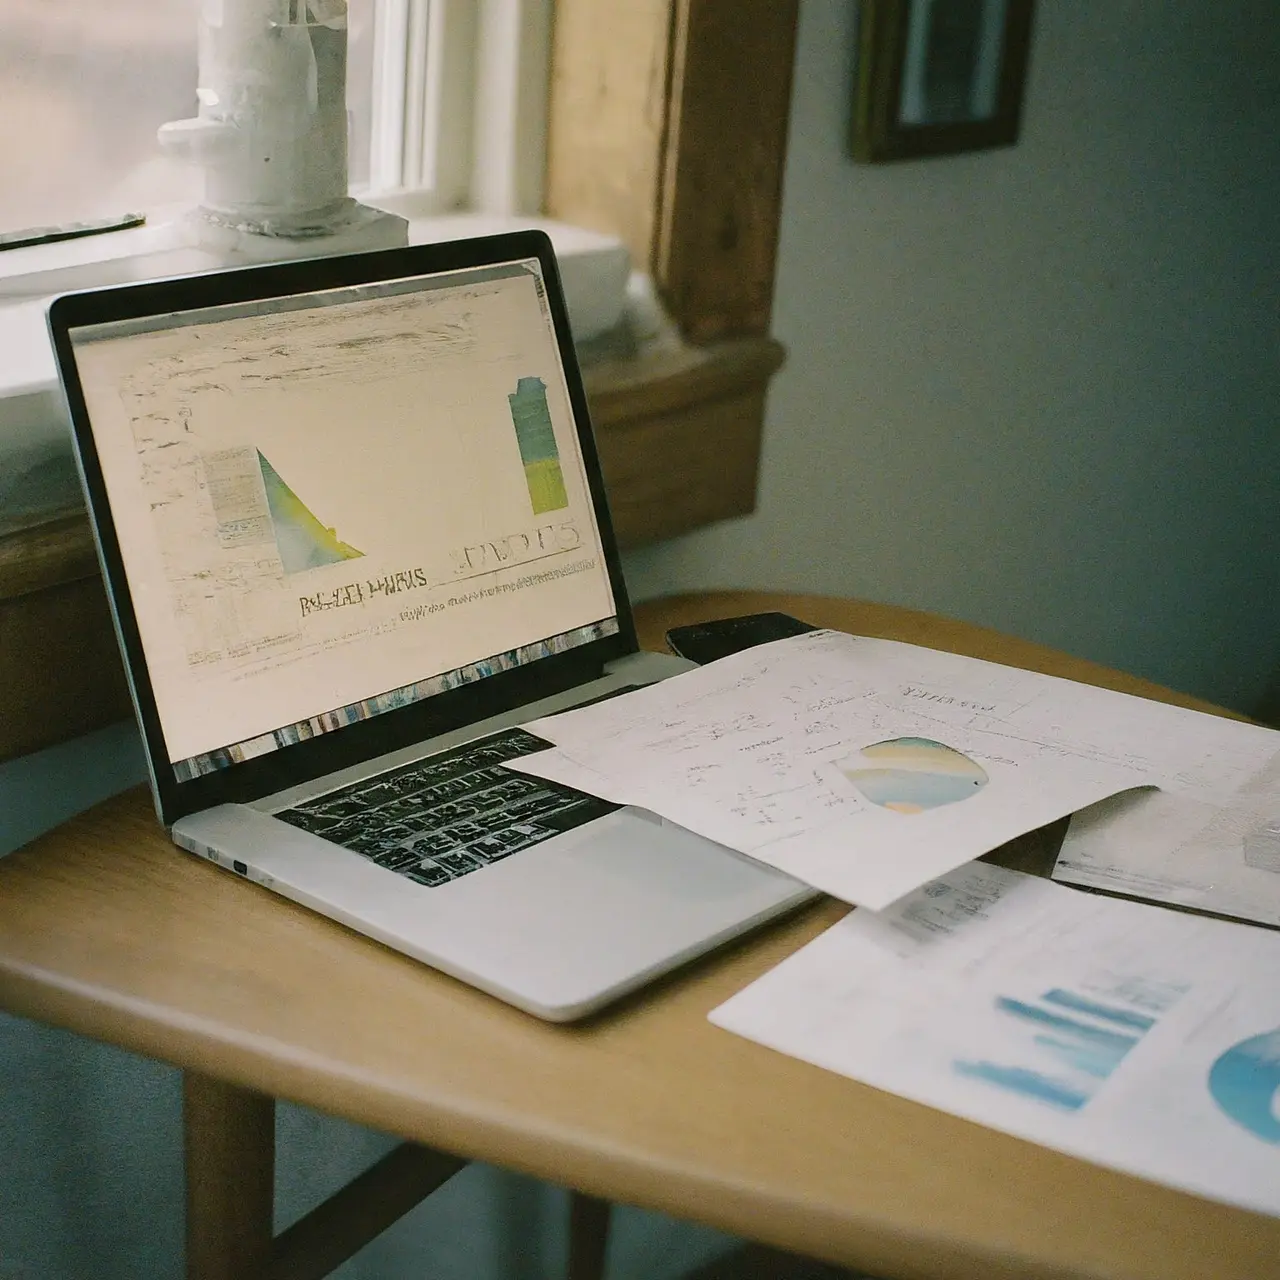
left=664, top=612, right=818, bottom=665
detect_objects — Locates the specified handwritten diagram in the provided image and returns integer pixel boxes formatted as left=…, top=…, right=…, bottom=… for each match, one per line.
left=515, top=630, right=1150, bottom=908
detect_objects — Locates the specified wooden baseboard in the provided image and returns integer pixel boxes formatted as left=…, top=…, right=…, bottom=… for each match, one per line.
left=0, top=551, right=133, bottom=764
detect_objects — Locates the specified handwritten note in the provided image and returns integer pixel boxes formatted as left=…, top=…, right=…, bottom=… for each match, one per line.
left=511, top=631, right=1152, bottom=908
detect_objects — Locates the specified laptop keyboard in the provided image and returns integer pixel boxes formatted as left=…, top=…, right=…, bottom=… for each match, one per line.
left=274, top=727, right=618, bottom=888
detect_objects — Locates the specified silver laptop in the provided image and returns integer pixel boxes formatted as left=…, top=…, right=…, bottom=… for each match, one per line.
left=48, top=231, right=809, bottom=1021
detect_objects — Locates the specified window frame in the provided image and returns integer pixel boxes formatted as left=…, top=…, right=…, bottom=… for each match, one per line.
left=545, top=0, right=798, bottom=343
left=365, top=0, right=552, bottom=221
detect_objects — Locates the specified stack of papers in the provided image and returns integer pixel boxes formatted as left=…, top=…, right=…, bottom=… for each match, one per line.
left=513, top=629, right=1280, bottom=1212
left=711, top=862, right=1280, bottom=1218
left=1051, top=692, right=1280, bottom=925
left=516, top=630, right=1280, bottom=922
left=515, top=630, right=1154, bottom=909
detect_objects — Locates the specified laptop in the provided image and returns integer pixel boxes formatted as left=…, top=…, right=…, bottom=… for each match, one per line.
left=48, top=230, right=810, bottom=1021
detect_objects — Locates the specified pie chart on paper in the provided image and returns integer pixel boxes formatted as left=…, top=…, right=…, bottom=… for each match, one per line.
left=837, top=737, right=989, bottom=815
left=1207, top=1028, right=1280, bottom=1144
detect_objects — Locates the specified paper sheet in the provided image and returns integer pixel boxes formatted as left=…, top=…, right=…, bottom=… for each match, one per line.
left=511, top=630, right=1152, bottom=909
left=710, top=863, right=1280, bottom=1219
left=1047, top=693, right=1280, bottom=926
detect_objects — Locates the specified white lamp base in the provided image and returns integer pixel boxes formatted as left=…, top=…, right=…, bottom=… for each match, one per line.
left=181, top=200, right=408, bottom=263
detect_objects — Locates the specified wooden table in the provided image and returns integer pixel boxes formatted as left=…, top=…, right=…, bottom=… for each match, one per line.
left=1, top=591, right=1276, bottom=1280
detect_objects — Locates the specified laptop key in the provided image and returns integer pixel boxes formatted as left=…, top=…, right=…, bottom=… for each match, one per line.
left=431, top=801, right=478, bottom=824
left=534, top=796, right=620, bottom=833
left=321, top=818, right=370, bottom=846
left=467, top=836, right=510, bottom=862
left=380, top=796, right=428, bottom=821
left=372, top=848, right=420, bottom=872
left=406, top=834, right=459, bottom=858
left=376, top=822, right=415, bottom=841
left=405, top=861, right=452, bottom=887
left=276, top=807, right=340, bottom=835
left=313, top=796, right=370, bottom=819
left=435, top=850, right=481, bottom=875
left=352, top=780, right=400, bottom=806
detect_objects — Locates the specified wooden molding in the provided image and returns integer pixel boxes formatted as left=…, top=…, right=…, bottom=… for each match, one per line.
left=0, top=512, right=100, bottom=603
left=544, top=0, right=673, bottom=273
left=599, top=380, right=771, bottom=548
left=589, top=336, right=782, bottom=545
left=546, top=0, right=799, bottom=343
left=0, top=553, right=133, bottom=765
left=654, top=0, right=800, bottom=341
left=585, top=334, right=783, bottom=423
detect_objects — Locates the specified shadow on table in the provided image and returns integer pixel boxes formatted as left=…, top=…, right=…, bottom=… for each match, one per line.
left=681, top=1242, right=872, bottom=1279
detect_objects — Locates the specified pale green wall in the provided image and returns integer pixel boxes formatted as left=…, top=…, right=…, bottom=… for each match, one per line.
left=625, top=0, right=1280, bottom=716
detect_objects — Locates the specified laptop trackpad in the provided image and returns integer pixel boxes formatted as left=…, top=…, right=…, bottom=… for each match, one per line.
left=557, top=808, right=781, bottom=902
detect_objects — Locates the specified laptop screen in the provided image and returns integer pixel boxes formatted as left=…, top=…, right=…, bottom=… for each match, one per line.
left=65, top=256, right=620, bottom=783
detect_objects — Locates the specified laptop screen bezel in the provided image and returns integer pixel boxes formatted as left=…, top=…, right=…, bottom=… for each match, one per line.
left=49, top=230, right=639, bottom=826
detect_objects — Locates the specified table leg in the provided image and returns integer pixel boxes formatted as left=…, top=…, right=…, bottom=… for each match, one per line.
left=183, top=1067, right=607, bottom=1280
left=568, top=1191, right=611, bottom=1280
left=184, top=1070, right=275, bottom=1280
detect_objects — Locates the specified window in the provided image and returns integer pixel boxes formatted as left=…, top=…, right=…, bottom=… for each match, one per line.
left=368, top=0, right=550, bottom=217
left=366, top=0, right=472, bottom=203
left=1, top=0, right=381, bottom=237
left=1, top=0, right=201, bottom=236
left=0, top=0, right=546, bottom=243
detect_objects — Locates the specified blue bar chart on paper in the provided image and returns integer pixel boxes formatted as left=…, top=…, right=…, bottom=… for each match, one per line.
left=711, top=863, right=1280, bottom=1219
left=953, top=973, right=1189, bottom=1111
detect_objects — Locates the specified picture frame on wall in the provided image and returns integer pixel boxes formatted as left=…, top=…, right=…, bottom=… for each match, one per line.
left=851, top=0, right=1036, bottom=163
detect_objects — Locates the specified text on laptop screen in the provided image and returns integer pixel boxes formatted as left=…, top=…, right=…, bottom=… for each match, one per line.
left=68, top=260, right=619, bottom=780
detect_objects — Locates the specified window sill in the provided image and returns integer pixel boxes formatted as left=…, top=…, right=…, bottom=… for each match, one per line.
left=0, top=207, right=631, bottom=331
